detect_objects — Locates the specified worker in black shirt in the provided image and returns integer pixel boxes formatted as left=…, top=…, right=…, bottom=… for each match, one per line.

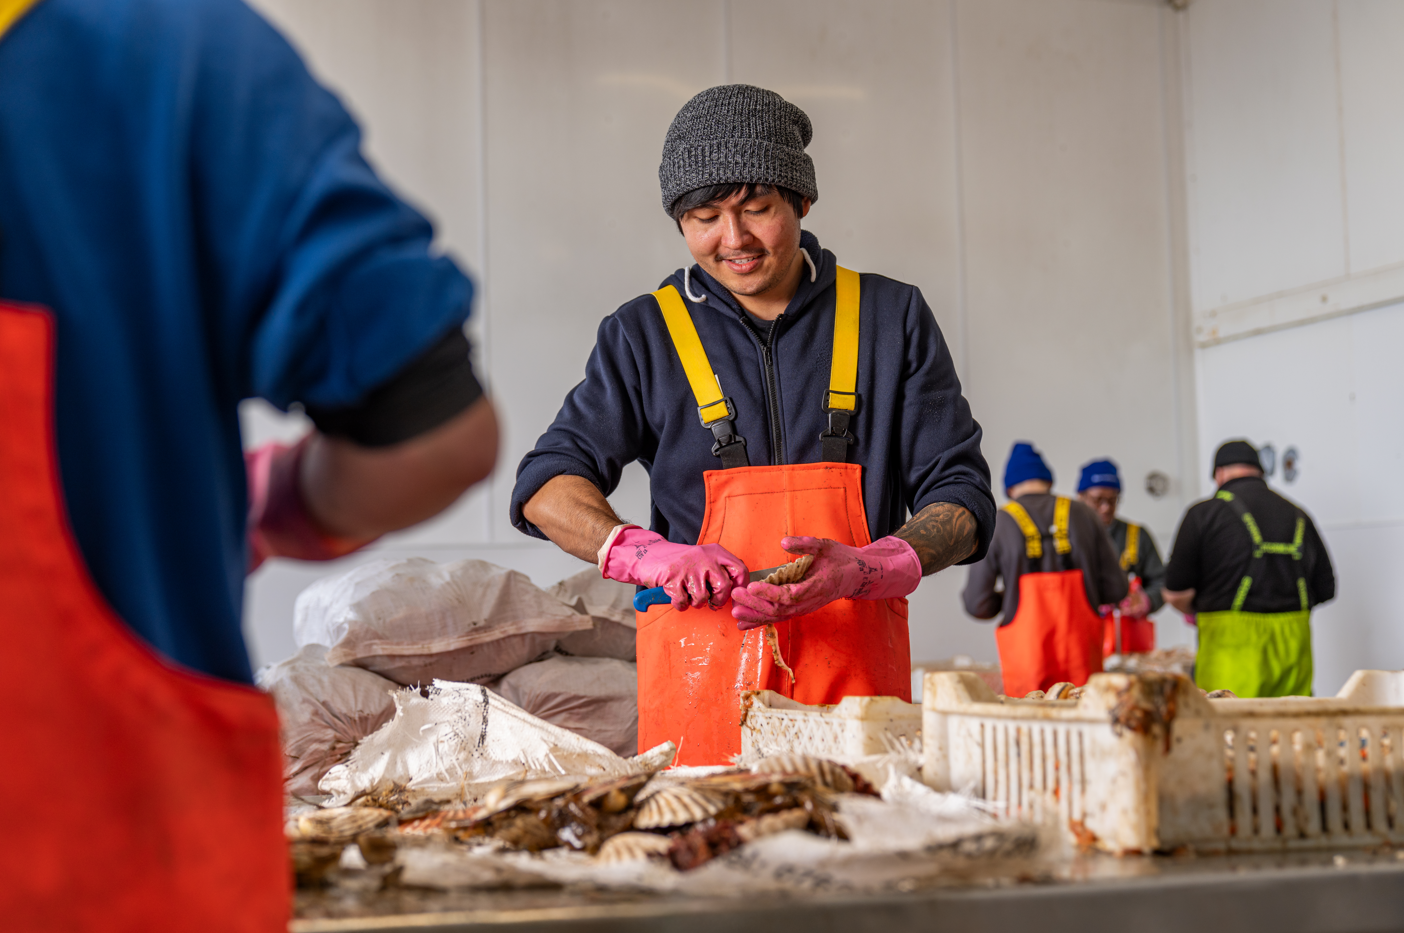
left=964, top=442, right=1128, bottom=696
left=1163, top=440, right=1336, bottom=697
left=1076, top=459, right=1166, bottom=656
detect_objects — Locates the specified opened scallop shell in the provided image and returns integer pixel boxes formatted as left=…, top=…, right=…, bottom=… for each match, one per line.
left=480, top=777, right=585, bottom=816
left=764, top=554, right=814, bottom=585
left=1045, top=682, right=1076, bottom=700
left=749, top=753, right=855, bottom=793
left=596, top=832, right=673, bottom=864
left=632, top=785, right=726, bottom=829
left=735, top=808, right=810, bottom=843
left=296, top=806, right=394, bottom=843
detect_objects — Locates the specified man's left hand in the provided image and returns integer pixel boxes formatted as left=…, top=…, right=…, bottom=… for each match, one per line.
left=730, top=535, right=922, bottom=629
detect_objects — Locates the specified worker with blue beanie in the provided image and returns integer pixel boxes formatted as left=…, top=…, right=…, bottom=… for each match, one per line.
left=1076, top=458, right=1167, bottom=657
left=964, top=442, right=1127, bottom=695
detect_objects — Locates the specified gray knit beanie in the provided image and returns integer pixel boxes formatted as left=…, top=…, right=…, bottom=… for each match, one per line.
left=659, top=84, right=818, bottom=214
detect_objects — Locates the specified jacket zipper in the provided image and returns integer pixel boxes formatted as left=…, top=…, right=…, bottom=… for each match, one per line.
left=761, top=317, right=785, bottom=465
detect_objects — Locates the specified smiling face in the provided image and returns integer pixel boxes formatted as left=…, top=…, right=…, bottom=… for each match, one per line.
left=1078, top=487, right=1119, bottom=527
left=678, top=186, right=812, bottom=316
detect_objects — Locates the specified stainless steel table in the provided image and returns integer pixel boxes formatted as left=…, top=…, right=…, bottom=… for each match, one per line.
left=293, top=848, right=1404, bottom=933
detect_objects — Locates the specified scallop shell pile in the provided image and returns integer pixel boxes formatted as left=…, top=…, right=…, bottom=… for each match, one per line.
left=289, top=753, right=879, bottom=883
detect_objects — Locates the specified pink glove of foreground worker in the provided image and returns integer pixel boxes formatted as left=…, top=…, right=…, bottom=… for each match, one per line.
left=245, top=438, right=378, bottom=573
left=600, top=525, right=749, bottom=610
left=731, top=535, right=923, bottom=630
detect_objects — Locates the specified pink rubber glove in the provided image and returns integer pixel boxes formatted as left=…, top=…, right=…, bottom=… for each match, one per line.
left=731, top=535, right=922, bottom=630
left=245, top=437, right=377, bottom=573
left=601, top=526, right=748, bottom=611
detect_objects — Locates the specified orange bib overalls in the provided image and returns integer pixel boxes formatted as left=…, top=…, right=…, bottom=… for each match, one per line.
left=995, top=497, right=1105, bottom=697
left=635, top=268, right=911, bottom=766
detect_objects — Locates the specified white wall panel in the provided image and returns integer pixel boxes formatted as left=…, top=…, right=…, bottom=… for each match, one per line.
left=1183, top=0, right=1345, bottom=313
left=1338, top=0, right=1404, bottom=274
left=959, top=0, right=1183, bottom=543
left=730, top=0, right=962, bottom=355
left=480, top=0, right=724, bottom=543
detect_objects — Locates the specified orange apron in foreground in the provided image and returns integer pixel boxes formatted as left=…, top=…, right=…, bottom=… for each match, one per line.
left=636, top=462, right=911, bottom=765
left=994, top=498, right=1104, bottom=697
left=0, top=303, right=287, bottom=931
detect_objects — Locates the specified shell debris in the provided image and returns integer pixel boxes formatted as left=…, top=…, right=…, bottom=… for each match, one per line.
left=736, top=808, right=810, bottom=843
left=633, top=785, right=727, bottom=830
left=596, top=832, right=673, bottom=864
left=295, top=806, right=394, bottom=843
left=749, top=753, right=855, bottom=793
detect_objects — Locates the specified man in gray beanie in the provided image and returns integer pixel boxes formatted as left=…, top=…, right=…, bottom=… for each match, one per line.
left=512, top=85, right=994, bottom=765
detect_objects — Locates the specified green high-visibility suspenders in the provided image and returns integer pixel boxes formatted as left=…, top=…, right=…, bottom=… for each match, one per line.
left=1194, top=490, right=1313, bottom=698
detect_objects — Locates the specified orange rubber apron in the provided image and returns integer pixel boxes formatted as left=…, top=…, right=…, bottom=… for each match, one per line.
left=636, top=270, right=911, bottom=766
left=1102, top=523, right=1154, bottom=655
left=995, top=498, right=1104, bottom=697
left=0, top=302, right=287, bottom=931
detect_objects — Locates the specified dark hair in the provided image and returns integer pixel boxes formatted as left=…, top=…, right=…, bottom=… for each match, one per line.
left=668, top=182, right=806, bottom=232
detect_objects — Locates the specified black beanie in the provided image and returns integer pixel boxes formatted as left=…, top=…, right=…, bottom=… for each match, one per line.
left=1212, top=439, right=1262, bottom=476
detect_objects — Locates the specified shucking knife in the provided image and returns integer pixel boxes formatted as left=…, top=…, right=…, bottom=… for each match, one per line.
left=632, top=564, right=789, bottom=613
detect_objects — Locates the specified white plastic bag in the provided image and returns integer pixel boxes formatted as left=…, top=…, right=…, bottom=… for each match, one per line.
left=546, top=569, right=636, bottom=661
left=318, top=679, right=675, bottom=805
left=493, top=656, right=638, bottom=756
left=294, top=558, right=592, bottom=686
left=256, top=645, right=401, bottom=797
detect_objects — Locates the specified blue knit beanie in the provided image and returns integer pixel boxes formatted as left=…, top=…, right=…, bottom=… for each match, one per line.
left=1077, top=459, right=1121, bottom=492
left=1004, top=442, right=1053, bottom=490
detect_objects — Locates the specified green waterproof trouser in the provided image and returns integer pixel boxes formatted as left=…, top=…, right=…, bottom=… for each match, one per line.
left=1195, top=610, right=1313, bottom=698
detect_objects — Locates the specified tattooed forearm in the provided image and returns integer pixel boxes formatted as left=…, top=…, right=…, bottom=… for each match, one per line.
left=895, top=502, right=979, bottom=575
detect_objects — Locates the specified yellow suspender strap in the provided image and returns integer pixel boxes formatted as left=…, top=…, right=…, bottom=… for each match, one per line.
left=652, top=285, right=731, bottom=425
left=0, top=0, right=42, bottom=40
left=827, top=266, right=860, bottom=411
left=1002, top=502, right=1043, bottom=560
left=1120, top=523, right=1140, bottom=570
left=1052, top=497, right=1072, bottom=555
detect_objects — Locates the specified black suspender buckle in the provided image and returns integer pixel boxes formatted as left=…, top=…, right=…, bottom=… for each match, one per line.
left=820, top=393, right=858, bottom=462
left=698, top=397, right=750, bottom=468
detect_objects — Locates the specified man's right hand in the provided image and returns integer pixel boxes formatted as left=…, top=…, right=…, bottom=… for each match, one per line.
left=601, top=526, right=748, bottom=611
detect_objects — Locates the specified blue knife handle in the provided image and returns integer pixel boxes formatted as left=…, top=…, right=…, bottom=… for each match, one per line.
left=633, top=587, right=671, bottom=612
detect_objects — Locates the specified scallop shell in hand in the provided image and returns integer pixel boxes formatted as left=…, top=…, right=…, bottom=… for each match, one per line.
left=764, top=554, right=814, bottom=585
left=596, top=832, right=673, bottom=864
left=632, top=785, right=726, bottom=829
left=749, top=753, right=855, bottom=793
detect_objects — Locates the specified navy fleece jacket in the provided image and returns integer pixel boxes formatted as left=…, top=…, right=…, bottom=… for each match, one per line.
left=511, top=232, right=995, bottom=559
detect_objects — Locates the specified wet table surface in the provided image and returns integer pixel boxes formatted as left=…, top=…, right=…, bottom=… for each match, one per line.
left=292, top=846, right=1404, bottom=933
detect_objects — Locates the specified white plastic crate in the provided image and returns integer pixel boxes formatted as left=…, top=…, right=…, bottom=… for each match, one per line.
left=739, top=690, right=921, bottom=761
left=922, top=669, right=1404, bottom=854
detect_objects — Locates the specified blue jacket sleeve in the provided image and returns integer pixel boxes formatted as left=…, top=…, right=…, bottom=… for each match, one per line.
left=189, top=0, right=473, bottom=411
left=897, top=291, right=996, bottom=562
left=511, top=313, right=650, bottom=538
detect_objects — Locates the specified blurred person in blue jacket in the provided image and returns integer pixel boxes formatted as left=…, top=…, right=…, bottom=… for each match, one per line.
left=0, top=0, right=497, bottom=927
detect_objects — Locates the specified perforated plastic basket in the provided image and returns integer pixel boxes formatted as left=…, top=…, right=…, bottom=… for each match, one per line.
left=922, top=669, right=1404, bottom=854
left=739, top=690, right=921, bottom=761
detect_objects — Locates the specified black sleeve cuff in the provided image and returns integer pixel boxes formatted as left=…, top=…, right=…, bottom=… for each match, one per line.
left=306, top=326, right=484, bottom=447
